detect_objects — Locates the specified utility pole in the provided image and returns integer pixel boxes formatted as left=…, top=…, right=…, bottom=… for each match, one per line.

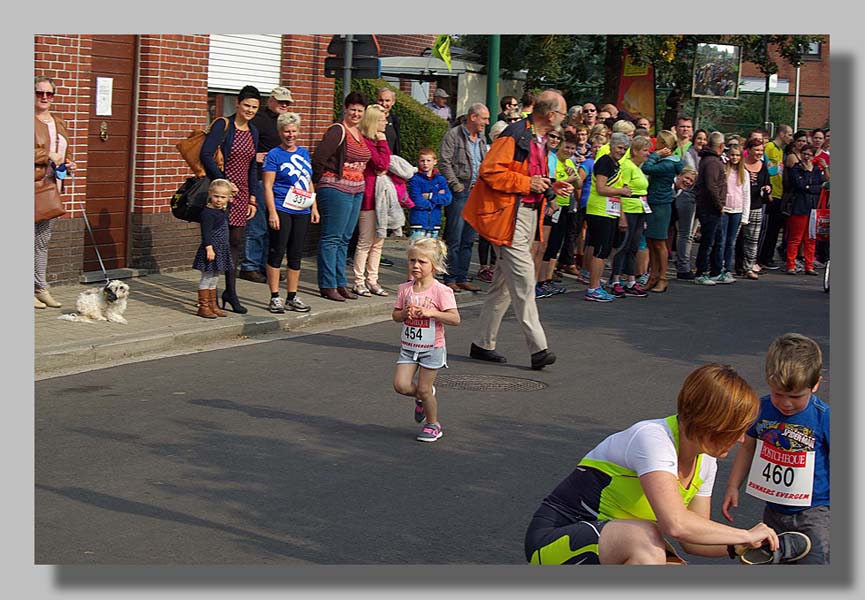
left=342, top=34, right=354, bottom=103
left=486, top=35, right=500, bottom=135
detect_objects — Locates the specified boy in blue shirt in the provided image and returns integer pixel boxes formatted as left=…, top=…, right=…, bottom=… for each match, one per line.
left=722, top=333, right=830, bottom=564
left=407, top=148, right=452, bottom=242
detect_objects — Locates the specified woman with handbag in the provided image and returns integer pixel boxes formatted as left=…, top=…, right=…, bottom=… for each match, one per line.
left=34, top=76, right=76, bottom=309
left=311, top=91, right=372, bottom=302
left=200, top=85, right=262, bottom=313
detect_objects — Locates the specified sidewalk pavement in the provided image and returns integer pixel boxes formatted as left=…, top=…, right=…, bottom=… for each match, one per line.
left=34, top=239, right=496, bottom=380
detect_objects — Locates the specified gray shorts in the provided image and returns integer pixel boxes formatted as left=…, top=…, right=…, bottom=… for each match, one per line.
left=397, top=345, right=448, bottom=370
left=762, top=504, right=830, bottom=564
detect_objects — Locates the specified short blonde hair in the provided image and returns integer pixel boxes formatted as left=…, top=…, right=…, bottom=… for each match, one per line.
left=209, top=178, right=233, bottom=195
left=409, top=237, right=448, bottom=275
left=656, top=130, right=678, bottom=152
left=590, top=124, right=610, bottom=138
left=277, top=112, right=301, bottom=129
left=359, top=103, right=386, bottom=139
left=630, top=135, right=652, bottom=153
left=611, top=119, right=635, bottom=135
left=677, top=363, right=759, bottom=450
left=765, top=333, right=823, bottom=392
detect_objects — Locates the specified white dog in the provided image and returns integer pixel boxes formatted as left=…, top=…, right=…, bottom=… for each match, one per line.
left=58, top=280, right=130, bottom=324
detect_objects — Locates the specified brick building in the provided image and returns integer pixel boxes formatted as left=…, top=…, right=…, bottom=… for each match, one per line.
left=33, top=34, right=436, bottom=286
left=739, top=36, right=830, bottom=132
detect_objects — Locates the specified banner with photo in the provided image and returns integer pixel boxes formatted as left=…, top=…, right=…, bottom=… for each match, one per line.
left=692, top=43, right=742, bottom=99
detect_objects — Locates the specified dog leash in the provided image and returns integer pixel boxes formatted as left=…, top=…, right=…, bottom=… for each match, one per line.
left=81, top=210, right=110, bottom=284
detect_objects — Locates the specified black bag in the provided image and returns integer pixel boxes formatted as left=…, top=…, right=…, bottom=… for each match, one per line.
left=171, top=176, right=210, bottom=222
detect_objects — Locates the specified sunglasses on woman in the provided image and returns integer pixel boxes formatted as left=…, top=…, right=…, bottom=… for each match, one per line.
left=36, top=91, right=56, bottom=98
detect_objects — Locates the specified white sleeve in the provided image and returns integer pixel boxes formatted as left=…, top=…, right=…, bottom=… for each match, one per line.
left=626, top=423, right=679, bottom=478
left=696, top=456, right=718, bottom=497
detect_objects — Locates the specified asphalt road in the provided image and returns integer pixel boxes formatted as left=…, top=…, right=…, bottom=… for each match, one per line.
left=35, top=271, right=830, bottom=566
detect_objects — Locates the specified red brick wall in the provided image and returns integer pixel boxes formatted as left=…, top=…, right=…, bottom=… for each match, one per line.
left=377, top=35, right=437, bottom=58
left=135, top=34, right=210, bottom=214
left=741, top=37, right=830, bottom=131
left=282, top=35, right=337, bottom=148
left=130, top=35, right=212, bottom=272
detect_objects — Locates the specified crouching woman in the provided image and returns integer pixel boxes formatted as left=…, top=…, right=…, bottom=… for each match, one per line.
left=524, top=363, right=778, bottom=564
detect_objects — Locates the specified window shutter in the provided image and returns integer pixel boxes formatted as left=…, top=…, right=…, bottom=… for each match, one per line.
left=208, top=34, right=282, bottom=94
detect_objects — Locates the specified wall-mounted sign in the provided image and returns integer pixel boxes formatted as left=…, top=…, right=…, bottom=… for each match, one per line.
left=96, top=77, right=113, bottom=116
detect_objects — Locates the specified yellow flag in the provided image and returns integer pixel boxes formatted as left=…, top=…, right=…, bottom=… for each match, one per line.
left=432, top=34, right=452, bottom=71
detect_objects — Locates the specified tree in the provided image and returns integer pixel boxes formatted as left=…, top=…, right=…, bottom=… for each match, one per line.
left=457, top=35, right=606, bottom=106
left=457, top=34, right=825, bottom=128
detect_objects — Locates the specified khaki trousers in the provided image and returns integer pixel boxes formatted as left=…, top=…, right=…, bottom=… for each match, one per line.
left=474, top=204, right=548, bottom=355
left=353, top=210, right=385, bottom=288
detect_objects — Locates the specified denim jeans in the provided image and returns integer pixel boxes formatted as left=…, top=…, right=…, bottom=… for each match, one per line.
left=316, top=187, right=363, bottom=289
left=715, top=212, right=743, bottom=274
left=674, top=192, right=697, bottom=274
left=443, top=188, right=477, bottom=283
left=695, top=208, right=723, bottom=277
left=240, top=185, right=269, bottom=272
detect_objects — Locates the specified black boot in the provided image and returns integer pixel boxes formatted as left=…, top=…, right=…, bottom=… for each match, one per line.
left=221, top=270, right=248, bottom=314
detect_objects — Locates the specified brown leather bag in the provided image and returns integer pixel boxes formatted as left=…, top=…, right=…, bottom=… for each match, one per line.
left=35, top=177, right=66, bottom=223
left=176, top=116, right=229, bottom=178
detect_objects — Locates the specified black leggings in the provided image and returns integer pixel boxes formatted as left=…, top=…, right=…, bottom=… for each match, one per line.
left=268, top=211, right=311, bottom=271
left=223, top=225, right=247, bottom=298
left=478, top=235, right=497, bottom=266
left=610, top=212, right=646, bottom=278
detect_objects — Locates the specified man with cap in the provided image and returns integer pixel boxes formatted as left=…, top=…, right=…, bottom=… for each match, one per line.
left=240, top=86, right=294, bottom=283
left=425, top=88, right=453, bottom=125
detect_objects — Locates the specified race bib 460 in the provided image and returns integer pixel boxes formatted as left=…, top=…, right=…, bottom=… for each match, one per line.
left=745, top=439, right=815, bottom=507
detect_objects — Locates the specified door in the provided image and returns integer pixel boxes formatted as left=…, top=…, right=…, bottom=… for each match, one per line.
left=83, top=35, right=136, bottom=273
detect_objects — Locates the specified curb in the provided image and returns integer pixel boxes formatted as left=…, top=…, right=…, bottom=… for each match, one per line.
left=35, top=298, right=399, bottom=379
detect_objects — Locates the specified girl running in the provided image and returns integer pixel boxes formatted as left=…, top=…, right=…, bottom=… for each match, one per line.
left=392, top=238, right=461, bottom=442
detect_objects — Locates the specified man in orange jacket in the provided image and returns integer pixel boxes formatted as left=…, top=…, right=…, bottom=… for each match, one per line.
left=463, top=89, right=574, bottom=370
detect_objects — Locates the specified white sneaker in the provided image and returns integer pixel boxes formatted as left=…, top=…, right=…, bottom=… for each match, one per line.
left=695, top=275, right=716, bottom=286
left=268, top=297, right=285, bottom=314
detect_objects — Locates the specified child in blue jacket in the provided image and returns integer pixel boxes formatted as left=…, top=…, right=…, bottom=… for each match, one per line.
left=407, top=148, right=452, bottom=241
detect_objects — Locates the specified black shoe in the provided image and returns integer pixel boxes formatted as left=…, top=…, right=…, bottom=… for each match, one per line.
left=531, top=349, right=556, bottom=370
left=239, top=270, right=267, bottom=284
left=379, top=257, right=394, bottom=267
left=220, top=291, right=248, bottom=314
left=676, top=271, right=695, bottom=280
left=739, top=531, right=811, bottom=565
left=759, top=261, right=780, bottom=271
left=470, top=343, right=507, bottom=363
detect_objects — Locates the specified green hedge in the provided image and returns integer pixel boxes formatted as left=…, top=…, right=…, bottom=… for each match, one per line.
left=332, top=78, right=450, bottom=162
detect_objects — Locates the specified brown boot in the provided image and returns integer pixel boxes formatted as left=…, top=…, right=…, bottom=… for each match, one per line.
left=197, top=289, right=217, bottom=318
left=208, top=288, right=227, bottom=317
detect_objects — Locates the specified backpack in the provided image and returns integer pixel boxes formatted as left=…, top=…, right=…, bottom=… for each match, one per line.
left=176, top=116, right=229, bottom=178
left=170, top=176, right=211, bottom=223
left=172, top=116, right=230, bottom=222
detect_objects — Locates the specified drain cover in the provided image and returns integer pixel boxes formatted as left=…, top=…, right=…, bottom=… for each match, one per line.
left=433, top=374, right=548, bottom=392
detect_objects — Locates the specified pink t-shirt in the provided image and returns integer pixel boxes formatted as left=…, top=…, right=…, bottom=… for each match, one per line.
left=394, top=279, right=457, bottom=348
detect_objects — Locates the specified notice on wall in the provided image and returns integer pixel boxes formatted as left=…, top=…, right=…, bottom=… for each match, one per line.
left=96, top=77, right=113, bottom=116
